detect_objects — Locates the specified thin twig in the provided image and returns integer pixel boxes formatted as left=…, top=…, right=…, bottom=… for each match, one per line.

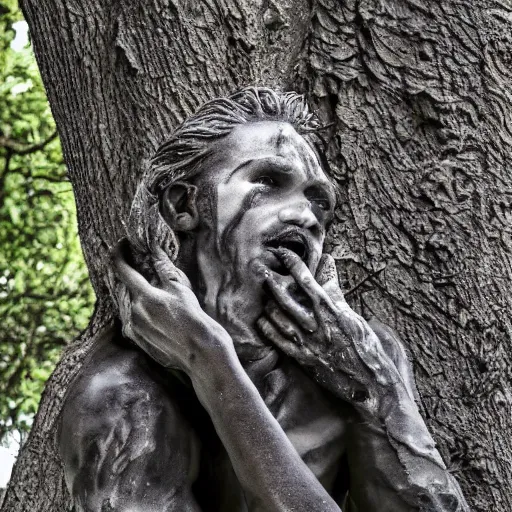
left=345, top=265, right=386, bottom=298
left=0, top=131, right=58, bottom=156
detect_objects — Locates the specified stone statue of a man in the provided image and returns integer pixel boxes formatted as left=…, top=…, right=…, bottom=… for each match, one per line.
left=59, top=88, right=469, bottom=511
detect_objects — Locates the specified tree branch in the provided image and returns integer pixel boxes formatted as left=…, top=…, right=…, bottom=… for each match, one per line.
left=0, top=131, right=58, bottom=156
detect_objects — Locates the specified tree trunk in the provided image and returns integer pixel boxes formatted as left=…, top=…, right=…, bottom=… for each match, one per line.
left=3, top=1, right=511, bottom=510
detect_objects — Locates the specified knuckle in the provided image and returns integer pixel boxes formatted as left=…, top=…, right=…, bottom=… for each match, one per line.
left=266, top=301, right=279, bottom=316
left=290, top=258, right=302, bottom=270
left=131, top=297, right=143, bottom=315
left=258, top=318, right=273, bottom=337
left=131, top=298, right=153, bottom=325
left=301, top=273, right=313, bottom=285
left=277, top=283, right=288, bottom=295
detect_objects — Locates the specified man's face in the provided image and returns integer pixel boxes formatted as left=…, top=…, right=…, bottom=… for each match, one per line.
left=194, top=121, right=335, bottom=308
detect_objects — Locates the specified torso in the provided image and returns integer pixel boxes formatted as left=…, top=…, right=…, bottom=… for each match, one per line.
left=60, top=328, right=349, bottom=511
left=193, top=355, right=349, bottom=511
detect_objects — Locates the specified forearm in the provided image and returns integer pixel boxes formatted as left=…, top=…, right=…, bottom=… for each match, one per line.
left=347, top=383, right=469, bottom=512
left=189, top=334, right=340, bottom=512
left=296, top=312, right=468, bottom=510
left=299, top=335, right=468, bottom=509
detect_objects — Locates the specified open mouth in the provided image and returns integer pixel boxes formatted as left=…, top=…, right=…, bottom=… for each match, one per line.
left=264, top=232, right=310, bottom=274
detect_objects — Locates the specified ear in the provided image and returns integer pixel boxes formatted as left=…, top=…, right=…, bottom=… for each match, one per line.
left=159, top=181, right=199, bottom=232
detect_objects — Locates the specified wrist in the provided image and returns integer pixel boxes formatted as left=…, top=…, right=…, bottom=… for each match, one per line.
left=353, top=382, right=445, bottom=468
left=187, top=325, right=240, bottom=382
left=175, top=315, right=230, bottom=370
left=353, top=381, right=420, bottom=426
left=190, top=339, right=257, bottom=418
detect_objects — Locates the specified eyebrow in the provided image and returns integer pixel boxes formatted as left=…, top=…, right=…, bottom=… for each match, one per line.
left=225, top=157, right=296, bottom=182
left=323, top=181, right=337, bottom=207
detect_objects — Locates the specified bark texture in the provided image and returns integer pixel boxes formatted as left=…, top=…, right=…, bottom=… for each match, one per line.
left=3, top=1, right=511, bottom=510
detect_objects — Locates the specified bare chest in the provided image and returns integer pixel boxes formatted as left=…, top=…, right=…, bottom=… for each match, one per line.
left=195, top=358, right=348, bottom=510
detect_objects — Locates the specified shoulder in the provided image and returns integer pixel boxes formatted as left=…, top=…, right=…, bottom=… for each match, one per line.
left=61, top=333, right=175, bottom=426
left=59, top=331, right=201, bottom=511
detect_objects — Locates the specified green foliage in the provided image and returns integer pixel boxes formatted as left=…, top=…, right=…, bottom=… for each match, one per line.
left=0, top=1, right=95, bottom=441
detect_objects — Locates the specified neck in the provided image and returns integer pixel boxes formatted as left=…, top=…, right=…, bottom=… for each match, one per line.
left=180, top=232, right=272, bottom=364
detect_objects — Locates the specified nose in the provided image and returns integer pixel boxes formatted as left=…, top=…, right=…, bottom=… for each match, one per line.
left=278, top=202, right=319, bottom=230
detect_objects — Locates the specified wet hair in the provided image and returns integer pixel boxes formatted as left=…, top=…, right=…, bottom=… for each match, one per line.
left=127, top=86, right=323, bottom=265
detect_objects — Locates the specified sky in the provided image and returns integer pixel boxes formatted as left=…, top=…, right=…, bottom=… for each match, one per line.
left=0, top=446, right=17, bottom=488
left=10, top=20, right=28, bottom=51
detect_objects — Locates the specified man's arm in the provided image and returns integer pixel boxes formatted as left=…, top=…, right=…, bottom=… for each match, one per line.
left=111, top=246, right=341, bottom=512
left=343, top=319, right=467, bottom=512
left=257, top=249, right=470, bottom=512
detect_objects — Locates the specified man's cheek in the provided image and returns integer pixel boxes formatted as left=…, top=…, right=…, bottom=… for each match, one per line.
left=216, top=182, right=252, bottom=235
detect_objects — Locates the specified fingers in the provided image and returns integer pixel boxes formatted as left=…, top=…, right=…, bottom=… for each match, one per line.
left=152, top=247, right=192, bottom=290
left=117, top=283, right=133, bottom=336
left=256, top=317, right=303, bottom=361
left=258, top=313, right=372, bottom=406
left=112, top=240, right=191, bottom=296
left=264, top=300, right=302, bottom=341
left=111, top=240, right=154, bottom=297
left=316, top=253, right=346, bottom=303
left=264, top=273, right=318, bottom=332
left=269, top=248, right=328, bottom=305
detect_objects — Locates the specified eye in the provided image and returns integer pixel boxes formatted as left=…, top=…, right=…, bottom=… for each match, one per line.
left=312, top=198, right=331, bottom=211
left=305, top=186, right=333, bottom=212
left=254, top=175, right=276, bottom=186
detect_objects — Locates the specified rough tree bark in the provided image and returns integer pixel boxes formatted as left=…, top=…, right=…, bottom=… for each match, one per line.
left=3, top=1, right=511, bottom=510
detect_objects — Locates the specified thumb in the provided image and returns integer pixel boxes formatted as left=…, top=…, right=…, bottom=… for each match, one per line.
left=315, top=254, right=345, bottom=302
left=315, top=253, right=338, bottom=286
